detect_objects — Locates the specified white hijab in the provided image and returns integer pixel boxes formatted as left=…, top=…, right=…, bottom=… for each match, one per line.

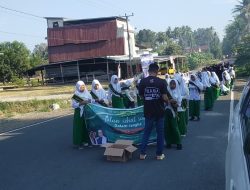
left=174, top=73, right=189, bottom=98
left=167, top=79, right=182, bottom=107
left=211, top=72, right=220, bottom=84
left=74, top=81, right=92, bottom=100
left=110, top=75, right=121, bottom=93
left=189, top=74, right=203, bottom=90
left=74, top=81, right=92, bottom=116
left=91, top=79, right=107, bottom=100
left=201, top=71, right=211, bottom=87
left=165, top=74, right=170, bottom=85
left=222, top=70, right=231, bottom=81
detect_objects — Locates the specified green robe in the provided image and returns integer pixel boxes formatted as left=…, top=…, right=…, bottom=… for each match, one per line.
left=137, top=94, right=144, bottom=106
left=211, top=86, right=217, bottom=104
left=189, top=100, right=200, bottom=118
left=230, top=78, right=234, bottom=90
left=164, top=109, right=181, bottom=145
left=182, top=99, right=188, bottom=125
left=204, top=87, right=213, bottom=110
left=112, top=95, right=125, bottom=108
left=177, top=111, right=187, bottom=136
left=73, top=108, right=90, bottom=146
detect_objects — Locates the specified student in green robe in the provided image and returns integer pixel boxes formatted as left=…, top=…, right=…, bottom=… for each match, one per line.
left=222, top=70, right=231, bottom=90
left=108, top=75, right=125, bottom=108
left=90, top=79, right=108, bottom=107
left=174, top=73, right=188, bottom=135
left=164, top=79, right=182, bottom=150
left=228, top=67, right=236, bottom=90
left=202, top=70, right=213, bottom=111
left=72, top=81, right=93, bottom=149
left=211, top=72, right=220, bottom=100
left=188, top=74, right=203, bottom=121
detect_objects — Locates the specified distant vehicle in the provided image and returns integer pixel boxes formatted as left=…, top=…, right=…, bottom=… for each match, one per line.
left=226, top=79, right=250, bottom=190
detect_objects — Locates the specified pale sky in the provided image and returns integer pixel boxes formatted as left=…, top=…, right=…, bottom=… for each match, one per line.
left=0, top=0, right=238, bottom=51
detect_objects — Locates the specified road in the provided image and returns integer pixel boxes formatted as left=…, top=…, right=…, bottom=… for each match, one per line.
left=0, top=91, right=235, bottom=190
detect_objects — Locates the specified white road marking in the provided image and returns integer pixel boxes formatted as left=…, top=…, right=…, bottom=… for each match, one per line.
left=0, top=113, right=73, bottom=136
left=228, top=89, right=235, bottom=141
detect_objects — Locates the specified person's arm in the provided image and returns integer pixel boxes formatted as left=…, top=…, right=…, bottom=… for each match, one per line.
left=161, top=80, right=169, bottom=103
left=138, top=81, right=144, bottom=98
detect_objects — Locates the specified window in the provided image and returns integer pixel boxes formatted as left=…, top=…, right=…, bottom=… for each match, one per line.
left=53, top=22, right=59, bottom=28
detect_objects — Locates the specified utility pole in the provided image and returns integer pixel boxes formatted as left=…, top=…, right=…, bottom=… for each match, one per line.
left=123, top=13, right=134, bottom=78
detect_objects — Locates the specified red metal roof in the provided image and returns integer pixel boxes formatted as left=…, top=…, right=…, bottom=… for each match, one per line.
left=47, top=19, right=125, bottom=63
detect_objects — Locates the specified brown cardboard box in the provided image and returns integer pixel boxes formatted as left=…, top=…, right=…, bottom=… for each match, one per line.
left=104, top=140, right=137, bottom=162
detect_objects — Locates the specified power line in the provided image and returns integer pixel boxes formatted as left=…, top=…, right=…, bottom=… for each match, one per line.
left=0, top=30, right=43, bottom=39
left=0, top=4, right=44, bottom=19
left=0, top=8, right=44, bottom=22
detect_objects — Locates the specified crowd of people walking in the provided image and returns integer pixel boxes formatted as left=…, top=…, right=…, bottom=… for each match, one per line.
left=71, top=61, right=235, bottom=160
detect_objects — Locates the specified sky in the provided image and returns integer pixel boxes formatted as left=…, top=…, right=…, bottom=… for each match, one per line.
left=0, top=0, right=238, bottom=51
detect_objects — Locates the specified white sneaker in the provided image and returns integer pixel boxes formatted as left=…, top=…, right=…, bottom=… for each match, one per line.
left=156, top=154, right=165, bottom=160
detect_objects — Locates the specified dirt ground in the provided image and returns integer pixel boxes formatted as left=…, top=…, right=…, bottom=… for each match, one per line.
left=0, top=78, right=248, bottom=134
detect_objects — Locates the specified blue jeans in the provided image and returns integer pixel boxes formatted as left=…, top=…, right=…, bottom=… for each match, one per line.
left=140, top=117, right=164, bottom=156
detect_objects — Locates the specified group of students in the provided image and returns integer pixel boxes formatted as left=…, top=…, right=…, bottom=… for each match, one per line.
left=71, top=75, right=138, bottom=148
left=161, top=65, right=235, bottom=151
left=71, top=63, right=235, bottom=151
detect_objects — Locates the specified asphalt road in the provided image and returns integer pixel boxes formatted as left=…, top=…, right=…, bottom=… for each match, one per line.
left=0, top=94, right=232, bottom=190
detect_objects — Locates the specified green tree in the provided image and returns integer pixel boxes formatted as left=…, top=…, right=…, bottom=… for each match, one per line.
left=233, top=0, right=250, bottom=33
left=0, top=41, right=30, bottom=83
left=30, top=43, right=48, bottom=67
left=235, top=35, right=250, bottom=64
left=135, top=29, right=156, bottom=48
left=164, top=41, right=183, bottom=55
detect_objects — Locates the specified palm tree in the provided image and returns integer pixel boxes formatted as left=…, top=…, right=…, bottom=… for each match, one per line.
left=233, top=0, right=250, bottom=33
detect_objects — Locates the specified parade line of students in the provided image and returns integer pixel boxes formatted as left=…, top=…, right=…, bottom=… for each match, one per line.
left=71, top=63, right=235, bottom=158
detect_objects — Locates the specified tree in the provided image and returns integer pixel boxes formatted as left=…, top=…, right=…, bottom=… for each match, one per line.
left=135, top=29, right=156, bottom=48
left=235, top=35, right=250, bottom=64
left=222, top=0, right=250, bottom=56
left=233, top=0, right=250, bottom=33
left=164, top=41, right=183, bottom=55
left=0, top=41, right=30, bottom=83
left=30, top=43, right=48, bottom=67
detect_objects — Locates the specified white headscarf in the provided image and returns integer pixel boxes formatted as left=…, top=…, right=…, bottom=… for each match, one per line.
left=174, top=73, right=189, bottom=99
left=165, top=74, right=170, bottom=85
left=201, top=71, right=211, bottom=87
left=222, top=70, right=231, bottom=82
left=211, top=72, right=220, bottom=84
left=167, top=79, right=182, bottom=107
left=228, top=67, right=236, bottom=78
left=75, top=81, right=92, bottom=100
left=91, top=79, right=107, bottom=100
left=189, top=74, right=203, bottom=90
left=74, top=81, right=93, bottom=116
left=110, top=75, right=121, bottom=93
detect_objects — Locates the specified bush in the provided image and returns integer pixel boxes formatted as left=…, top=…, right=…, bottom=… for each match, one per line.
left=31, top=79, right=40, bottom=87
left=0, top=99, right=71, bottom=117
left=11, top=77, right=25, bottom=87
left=188, top=52, right=218, bottom=70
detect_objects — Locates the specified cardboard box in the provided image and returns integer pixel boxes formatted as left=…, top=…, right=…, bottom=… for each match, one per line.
left=104, top=140, right=137, bottom=162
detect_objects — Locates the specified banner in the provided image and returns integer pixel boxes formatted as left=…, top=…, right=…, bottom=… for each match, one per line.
left=84, top=104, right=156, bottom=145
left=140, top=54, right=154, bottom=78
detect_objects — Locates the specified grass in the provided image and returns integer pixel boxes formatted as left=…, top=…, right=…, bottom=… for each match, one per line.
left=0, top=83, right=109, bottom=98
left=0, top=99, right=71, bottom=118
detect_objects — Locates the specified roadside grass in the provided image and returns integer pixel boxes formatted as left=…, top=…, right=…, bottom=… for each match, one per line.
left=0, top=99, right=71, bottom=118
left=0, top=83, right=109, bottom=98
left=236, top=63, right=250, bottom=77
